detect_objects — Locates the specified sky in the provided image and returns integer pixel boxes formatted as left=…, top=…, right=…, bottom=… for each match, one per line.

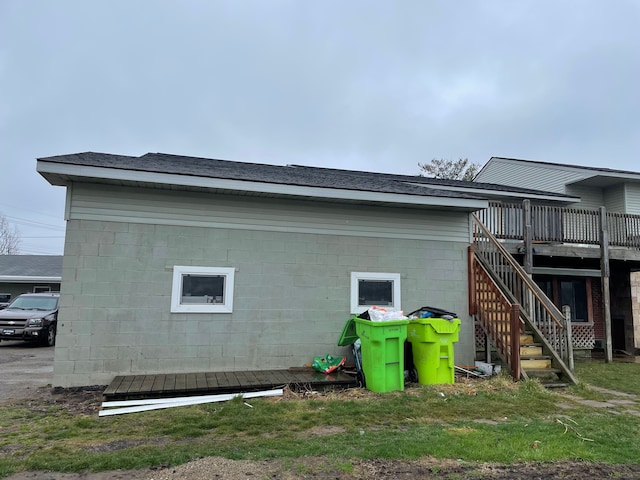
left=1, top=1, right=639, bottom=255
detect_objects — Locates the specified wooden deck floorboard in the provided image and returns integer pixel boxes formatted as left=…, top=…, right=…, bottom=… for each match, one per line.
left=103, top=368, right=356, bottom=401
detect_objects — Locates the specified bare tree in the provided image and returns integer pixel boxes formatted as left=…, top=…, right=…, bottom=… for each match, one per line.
left=0, top=214, right=20, bottom=255
left=418, top=158, right=481, bottom=181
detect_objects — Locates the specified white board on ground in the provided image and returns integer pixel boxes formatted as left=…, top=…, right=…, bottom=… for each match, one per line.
left=98, top=388, right=284, bottom=417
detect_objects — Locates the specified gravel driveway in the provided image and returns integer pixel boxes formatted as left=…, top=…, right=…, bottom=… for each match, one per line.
left=0, top=340, right=54, bottom=401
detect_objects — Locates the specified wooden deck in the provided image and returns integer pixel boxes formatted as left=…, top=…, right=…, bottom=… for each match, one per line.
left=103, top=368, right=357, bottom=401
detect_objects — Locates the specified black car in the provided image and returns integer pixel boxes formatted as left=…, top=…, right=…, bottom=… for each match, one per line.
left=0, top=292, right=59, bottom=346
left=0, top=293, right=10, bottom=309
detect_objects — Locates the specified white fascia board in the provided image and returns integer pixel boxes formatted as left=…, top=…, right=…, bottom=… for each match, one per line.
left=0, top=276, right=61, bottom=283
left=38, top=161, right=488, bottom=210
left=405, top=182, right=580, bottom=204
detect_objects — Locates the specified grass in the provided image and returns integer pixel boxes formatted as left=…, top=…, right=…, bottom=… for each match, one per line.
left=0, top=363, right=639, bottom=478
left=573, top=360, right=640, bottom=395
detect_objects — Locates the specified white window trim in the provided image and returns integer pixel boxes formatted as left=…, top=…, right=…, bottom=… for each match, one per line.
left=350, top=272, right=401, bottom=314
left=171, top=266, right=235, bottom=313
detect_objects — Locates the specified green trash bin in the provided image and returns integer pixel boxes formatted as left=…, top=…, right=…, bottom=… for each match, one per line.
left=407, top=317, right=461, bottom=385
left=354, top=316, right=409, bottom=392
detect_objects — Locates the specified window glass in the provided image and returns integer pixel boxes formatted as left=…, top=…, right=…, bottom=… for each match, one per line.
left=358, top=279, right=393, bottom=306
left=560, top=279, right=587, bottom=322
left=534, top=277, right=553, bottom=299
left=9, top=296, right=58, bottom=311
left=171, top=266, right=235, bottom=313
left=181, top=275, right=225, bottom=304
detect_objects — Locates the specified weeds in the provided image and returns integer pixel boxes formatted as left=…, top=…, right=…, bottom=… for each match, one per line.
left=0, top=366, right=638, bottom=478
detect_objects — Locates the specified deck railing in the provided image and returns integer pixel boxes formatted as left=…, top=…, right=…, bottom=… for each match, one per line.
left=477, top=202, right=640, bottom=248
left=471, top=215, right=575, bottom=377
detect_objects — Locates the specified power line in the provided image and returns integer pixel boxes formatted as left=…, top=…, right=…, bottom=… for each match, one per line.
left=2, top=215, right=66, bottom=231
left=0, top=202, right=64, bottom=222
left=18, top=241, right=64, bottom=253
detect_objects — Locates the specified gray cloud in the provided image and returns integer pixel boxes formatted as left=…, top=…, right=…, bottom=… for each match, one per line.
left=1, top=0, right=639, bottom=253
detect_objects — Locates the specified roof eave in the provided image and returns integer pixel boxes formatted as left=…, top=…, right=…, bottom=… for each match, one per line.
left=37, top=160, right=488, bottom=211
left=0, top=276, right=61, bottom=283
left=405, top=182, right=579, bottom=204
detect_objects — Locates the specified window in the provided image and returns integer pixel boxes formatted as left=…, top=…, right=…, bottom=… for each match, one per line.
left=560, top=279, right=588, bottom=322
left=171, top=266, right=235, bottom=313
left=350, top=272, right=401, bottom=314
left=33, top=286, right=51, bottom=293
left=533, top=275, right=591, bottom=323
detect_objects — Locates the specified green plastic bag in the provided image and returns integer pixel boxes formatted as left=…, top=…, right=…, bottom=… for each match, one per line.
left=312, top=354, right=346, bottom=374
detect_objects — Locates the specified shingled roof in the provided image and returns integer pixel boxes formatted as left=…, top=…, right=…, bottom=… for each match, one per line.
left=37, top=152, right=577, bottom=204
left=0, top=255, right=62, bottom=279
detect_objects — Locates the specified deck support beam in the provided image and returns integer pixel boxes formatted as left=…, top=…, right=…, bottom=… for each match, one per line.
left=600, top=206, right=613, bottom=363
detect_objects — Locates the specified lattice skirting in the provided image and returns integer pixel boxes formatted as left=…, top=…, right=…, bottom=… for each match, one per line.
left=570, top=324, right=596, bottom=349
left=474, top=321, right=595, bottom=350
left=475, top=322, right=487, bottom=350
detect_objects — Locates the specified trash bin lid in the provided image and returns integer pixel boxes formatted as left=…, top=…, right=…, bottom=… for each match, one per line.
left=337, top=316, right=359, bottom=346
left=407, top=306, right=458, bottom=319
left=409, top=317, right=461, bottom=333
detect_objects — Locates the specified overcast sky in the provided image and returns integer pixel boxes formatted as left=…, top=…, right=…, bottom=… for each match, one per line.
left=1, top=1, right=639, bottom=255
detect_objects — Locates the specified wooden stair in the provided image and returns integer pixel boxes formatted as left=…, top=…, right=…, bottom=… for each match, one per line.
left=519, top=332, right=567, bottom=388
left=470, top=217, right=578, bottom=387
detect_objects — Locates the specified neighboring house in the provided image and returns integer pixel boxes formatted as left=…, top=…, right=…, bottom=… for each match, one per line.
left=0, top=255, right=63, bottom=303
left=36, top=152, right=577, bottom=388
left=475, top=157, right=640, bottom=356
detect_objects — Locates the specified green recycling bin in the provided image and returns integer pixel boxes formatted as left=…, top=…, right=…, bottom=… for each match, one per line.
left=407, top=317, right=461, bottom=385
left=354, top=316, right=409, bottom=392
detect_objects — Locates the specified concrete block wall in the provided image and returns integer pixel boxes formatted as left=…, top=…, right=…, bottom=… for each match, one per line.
left=54, top=219, right=472, bottom=387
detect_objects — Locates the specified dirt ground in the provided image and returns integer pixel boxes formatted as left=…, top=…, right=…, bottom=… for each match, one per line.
left=2, top=341, right=639, bottom=479
left=5, top=457, right=640, bottom=480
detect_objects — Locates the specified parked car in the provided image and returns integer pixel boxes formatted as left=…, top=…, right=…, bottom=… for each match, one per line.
left=0, top=293, right=10, bottom=309
left=0, top=292, right=59, bottom=346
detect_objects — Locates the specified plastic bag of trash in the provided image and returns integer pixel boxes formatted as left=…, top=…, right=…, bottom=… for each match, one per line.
left=368, top=306, right=407, bottom=322
left=312, top=354, right=346, bottom=374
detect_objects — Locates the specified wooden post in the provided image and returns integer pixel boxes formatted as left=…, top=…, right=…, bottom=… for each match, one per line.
left=599, top=206, right=613, bottom=363
left=468, top=245, right=476, bottom=315
left=562, top=305, right=575, bottom=372
left=523, top=200, right=533, bottom=275
left=522, top=200, right=535, bottom=320
left=485, top=331, right=492, bottom=364
left=510, top=304, right=521, bottom=380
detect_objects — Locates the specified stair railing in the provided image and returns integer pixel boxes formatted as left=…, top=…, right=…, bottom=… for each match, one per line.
left=469, top=248, right=522, bottom=380
left=472, top=214, right=576, bottom=384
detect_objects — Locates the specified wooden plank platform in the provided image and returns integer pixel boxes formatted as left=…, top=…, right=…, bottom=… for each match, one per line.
left=103, top=368, right=356, bottom=401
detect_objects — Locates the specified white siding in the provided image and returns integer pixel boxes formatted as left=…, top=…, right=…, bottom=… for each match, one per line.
left=604, top=185, right=627, bottom=213
left=476, top=158, right=589, bottom=194
left=625, top=184, right=640, bottom=215
left=68, top=183, right=471, bottom=243
left=566, top=185, right=603, bottom=210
